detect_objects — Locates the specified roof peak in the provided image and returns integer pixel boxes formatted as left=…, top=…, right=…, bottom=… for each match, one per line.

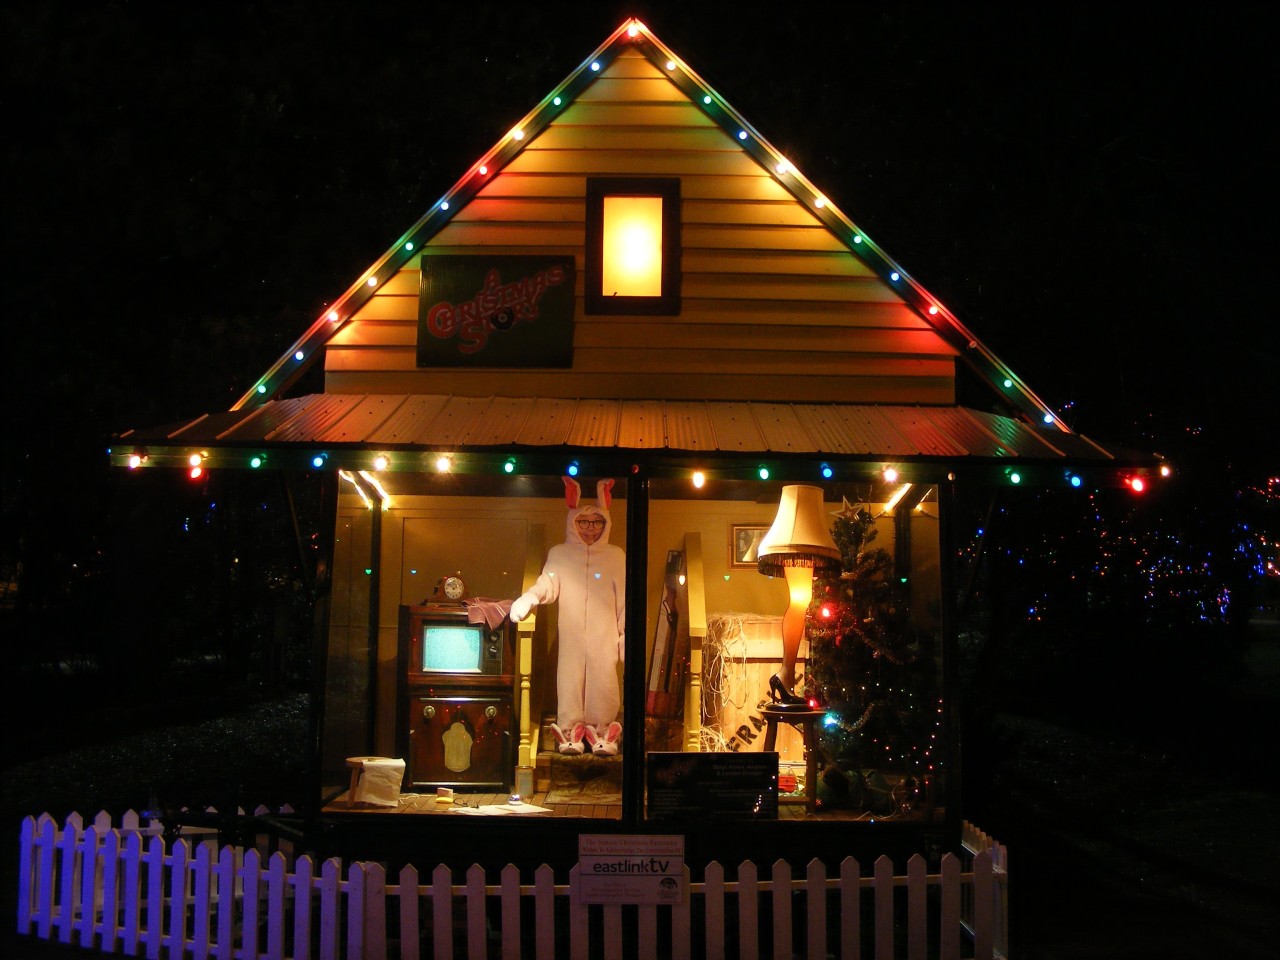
left=234, top=17, right=1062, bottom=434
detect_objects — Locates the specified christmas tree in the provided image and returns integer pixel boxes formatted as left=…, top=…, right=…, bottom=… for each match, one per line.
left=803, top=498, right=940, bottom=813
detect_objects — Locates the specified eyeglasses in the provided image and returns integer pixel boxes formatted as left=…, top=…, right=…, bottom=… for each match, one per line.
left=575, top=517, right=605, bottom=529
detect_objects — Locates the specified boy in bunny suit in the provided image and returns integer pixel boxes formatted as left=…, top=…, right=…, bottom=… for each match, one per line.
left=510, top=478, right=625, bottom=756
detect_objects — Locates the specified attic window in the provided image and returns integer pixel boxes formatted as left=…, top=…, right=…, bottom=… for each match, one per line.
left=585, top=178, right=680, bottom=315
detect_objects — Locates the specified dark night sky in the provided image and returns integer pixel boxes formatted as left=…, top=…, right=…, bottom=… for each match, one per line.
left=3, top=2, right=1276, bottom=478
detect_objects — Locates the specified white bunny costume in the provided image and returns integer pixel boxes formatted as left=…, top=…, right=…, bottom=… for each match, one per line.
left=510, top=478, right=625, bottom=755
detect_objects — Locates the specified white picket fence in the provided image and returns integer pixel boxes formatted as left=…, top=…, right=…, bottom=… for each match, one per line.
left=16, top=810, right=1008, bottom=959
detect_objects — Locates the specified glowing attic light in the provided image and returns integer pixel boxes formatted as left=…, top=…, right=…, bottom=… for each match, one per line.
left=435, top=455, right=453, bottom=473
left=775, top=160, right=790, bottom=175
left=366, top=277, right=377, bottom=287
left=188, top=453, right=203, bottom=468
left=703, top=95, right=712, bottom=105
left=737, top=130, right=748, bottom=140
left=328, top=311, right=340, bottom=322
left=1043, top=412, right=1055, bottom=425
left=512, top=128, right=524, bottom=141
left=553, top=96, right=562, bottom=106
left=602, top=196, right=663, bottom=295
left=820, top=463, right=833, bottom=479
left=853, top=234, right=862, bottom=243
left=815, top=197, right=826, bottom=208
left=249, top=455, right=265, bottom=469
left=567, top=460, right=580, bottom=477
left=256, top=384, right=267, bottom=394
left=591, top=61, right=600, bottom=72
left=1128, top=477, right=1146, bottom=493
left=692, top=470, right=706, bottom=489
left=128, top=454, right=143, bottom=469
left=504, top=457, right=517, bottom=474
left=1008, top=471, right=1022, bottom=485
left=882, top=466, right=898, bottom=484
left=928, top=305, right=939, bottom=315
left=628, top=24, right=640, bottom=38
left=1160, top=464, right=1173, bottom=477
left=1067, top=473, right=1082, bottom=488
left=294, top=350, right=304, bottom=361
left=404, top=241, right=414, bottom=251
left=665, top=60, right=675, bottom=70
left=312, top=453, right=328, bottom=468
left=372, top=455, right=389, bottom=472
left=757, top=464, right=770, bottom=480
left=890, top=272, right=900, bottom=282
left=1003, top=378, right=1014, bottom=389
left=478, top=165, right=488, bottom=175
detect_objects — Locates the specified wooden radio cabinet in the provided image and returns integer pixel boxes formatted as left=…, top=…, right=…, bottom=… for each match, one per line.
left=406, top=692, right=512, bottom=791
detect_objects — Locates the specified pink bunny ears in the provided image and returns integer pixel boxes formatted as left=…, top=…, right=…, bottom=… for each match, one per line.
left=563, top=476, right=614, bottom=508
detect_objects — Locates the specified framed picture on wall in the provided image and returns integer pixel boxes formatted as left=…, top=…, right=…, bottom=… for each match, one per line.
left=730, top=524, right=769, bottom=568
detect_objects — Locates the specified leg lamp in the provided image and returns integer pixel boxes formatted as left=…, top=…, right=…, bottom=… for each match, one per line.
left=757, top=485, right=841, bottom=711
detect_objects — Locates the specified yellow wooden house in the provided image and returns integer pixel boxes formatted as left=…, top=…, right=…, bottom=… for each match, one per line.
left=112, top=19, right=1162, bottom=868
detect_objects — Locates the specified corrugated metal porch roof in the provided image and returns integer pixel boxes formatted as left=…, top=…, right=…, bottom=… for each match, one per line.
left=117, top=394, right=1138, bottom=465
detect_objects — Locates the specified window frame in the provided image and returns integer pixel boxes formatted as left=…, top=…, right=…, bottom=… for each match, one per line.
left=585, top=177, right=681, bottom=315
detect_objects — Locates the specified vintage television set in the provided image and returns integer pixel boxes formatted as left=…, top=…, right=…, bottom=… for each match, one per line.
left=408, top=613, right=506, bottom=681
left=398, top=599, right=516, bottom=791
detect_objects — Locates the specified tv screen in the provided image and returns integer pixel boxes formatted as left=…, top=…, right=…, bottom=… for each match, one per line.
left=421, top=623, right=483, bottom=673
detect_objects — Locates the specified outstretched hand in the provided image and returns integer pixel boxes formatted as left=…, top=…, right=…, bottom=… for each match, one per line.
left=510, top=595, right=533, bottom=622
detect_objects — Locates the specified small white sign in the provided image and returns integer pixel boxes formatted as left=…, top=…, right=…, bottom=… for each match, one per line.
left=577, top=834, right=685, bottom=905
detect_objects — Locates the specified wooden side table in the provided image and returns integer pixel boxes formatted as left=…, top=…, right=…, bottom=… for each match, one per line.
left=761, top=708, right=824, bottom=813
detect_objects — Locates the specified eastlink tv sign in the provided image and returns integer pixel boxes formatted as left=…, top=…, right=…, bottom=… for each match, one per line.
left=577, top=835, right=685, bottom=905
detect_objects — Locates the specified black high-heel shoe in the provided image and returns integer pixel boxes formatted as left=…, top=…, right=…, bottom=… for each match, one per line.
left=767, top=674, right=810, bottom=711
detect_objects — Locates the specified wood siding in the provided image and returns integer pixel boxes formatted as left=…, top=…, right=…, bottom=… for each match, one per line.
left=327, top=49, right=957, bottom=404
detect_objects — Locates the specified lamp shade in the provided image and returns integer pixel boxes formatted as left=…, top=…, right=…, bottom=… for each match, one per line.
left=757, top=484, right=841, bottom=577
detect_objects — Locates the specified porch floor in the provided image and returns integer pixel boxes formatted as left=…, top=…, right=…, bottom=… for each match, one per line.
left=327, top=739, right=940, bottom=822
left=323, top=787, right=924, bottom=822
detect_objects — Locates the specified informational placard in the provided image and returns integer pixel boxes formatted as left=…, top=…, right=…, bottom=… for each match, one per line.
left=646, top=752, right=778, bottom=820
left=577, top=834, right=685, bottom=905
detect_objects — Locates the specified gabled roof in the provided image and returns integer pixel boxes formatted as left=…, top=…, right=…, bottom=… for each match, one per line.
left=111, top=19, right=1166, bottom=488
left=234, top=18, right=1060, bottom=432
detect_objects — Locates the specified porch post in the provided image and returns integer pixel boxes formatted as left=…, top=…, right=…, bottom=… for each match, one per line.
left=683, top=531, right=706, bottom=752
left=306, top=469, right=339, bottom=821
left=621, top=473, right=649, bottom=823
left=514, top=524, right=546, bottom=797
